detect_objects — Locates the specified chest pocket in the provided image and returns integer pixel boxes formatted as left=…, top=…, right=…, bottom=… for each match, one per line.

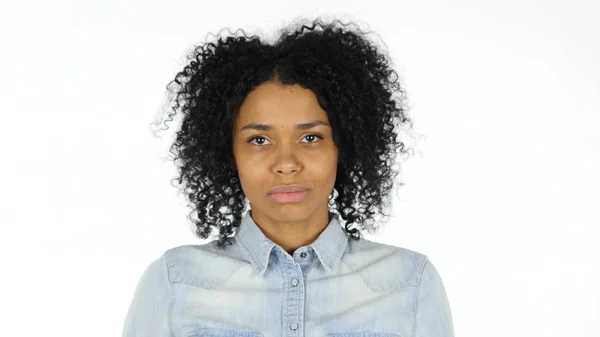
left=324, top=333, right=401, bottom=337
left=187, top=327, right=264, bottom=337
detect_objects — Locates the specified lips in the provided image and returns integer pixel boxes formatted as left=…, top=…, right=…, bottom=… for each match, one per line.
left=269, top=185, right=309, bottom=194
left=269, top=189, right=309, bottom=203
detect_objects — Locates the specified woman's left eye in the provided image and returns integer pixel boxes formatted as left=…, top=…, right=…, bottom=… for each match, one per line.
left=302, top=134, right=324, bottom=143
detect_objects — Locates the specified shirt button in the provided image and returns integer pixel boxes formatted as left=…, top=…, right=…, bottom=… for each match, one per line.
left=300, top=252, right=307, bottom=258
left=291, top=278, right=299, bottom=286
left=290, top=322, right=298, bottom=330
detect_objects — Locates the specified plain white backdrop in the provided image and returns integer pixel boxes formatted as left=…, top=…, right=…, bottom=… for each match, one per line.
left=0, top=0, right=598, bottom=336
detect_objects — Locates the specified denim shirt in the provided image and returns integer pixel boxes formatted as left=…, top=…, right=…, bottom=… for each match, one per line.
left=122, top=211, right=454, bottom=337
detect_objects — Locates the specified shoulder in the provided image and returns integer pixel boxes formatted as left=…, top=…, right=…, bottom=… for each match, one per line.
left=342, top=237, right=430, bottom=292
left=162, top=240, right=246, bottom=289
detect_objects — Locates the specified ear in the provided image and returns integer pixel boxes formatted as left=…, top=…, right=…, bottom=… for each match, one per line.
left=229, top=155, right=237, bottom=172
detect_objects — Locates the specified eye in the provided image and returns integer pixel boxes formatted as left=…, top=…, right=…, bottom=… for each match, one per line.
left=247, top=136, right=269, bottom=146
left=247, top=134, right=324, bottom=146
left=301, top=134, right=324, bottom=143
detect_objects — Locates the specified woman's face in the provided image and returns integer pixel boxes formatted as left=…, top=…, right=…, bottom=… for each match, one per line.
left=232, top=81, right=338, bottom=223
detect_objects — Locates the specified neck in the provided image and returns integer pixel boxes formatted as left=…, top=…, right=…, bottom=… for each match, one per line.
left=249, top=207, right=332, bottom=255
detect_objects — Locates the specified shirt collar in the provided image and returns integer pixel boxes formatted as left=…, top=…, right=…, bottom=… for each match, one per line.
left=234, top=210, right=350, bottom=278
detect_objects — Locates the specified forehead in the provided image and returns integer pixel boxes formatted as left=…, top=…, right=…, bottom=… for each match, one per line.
left=236, top=82, right=327, bottom=123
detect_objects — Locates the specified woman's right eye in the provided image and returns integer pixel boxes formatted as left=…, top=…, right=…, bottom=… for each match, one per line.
left=247, top=136, right=270, bottom=146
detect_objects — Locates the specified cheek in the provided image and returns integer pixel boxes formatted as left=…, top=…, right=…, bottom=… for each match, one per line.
left=326, top=150, right=339, bottom=186
left=309, top=153, right=338, bottom=185
left=236, top=165, right=264, bottom=196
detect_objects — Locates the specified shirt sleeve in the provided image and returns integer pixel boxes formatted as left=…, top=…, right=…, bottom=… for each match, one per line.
left=414, top=257, right=455, bottom=337
left=122, top=253, right=172, bottom=337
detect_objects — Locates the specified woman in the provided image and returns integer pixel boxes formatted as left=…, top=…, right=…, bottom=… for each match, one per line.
left=123, top=17, right=454, bottom=337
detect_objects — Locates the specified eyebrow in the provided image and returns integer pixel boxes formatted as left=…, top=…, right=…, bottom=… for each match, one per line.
left=239, top=120, right=330, bottom=132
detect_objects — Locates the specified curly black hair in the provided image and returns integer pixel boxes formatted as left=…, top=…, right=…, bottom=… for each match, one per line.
left=150, top=17, right=417, bottom=250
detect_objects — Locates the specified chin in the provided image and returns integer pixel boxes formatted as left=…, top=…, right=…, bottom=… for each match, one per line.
left=271, top=204, right=310, bottom=217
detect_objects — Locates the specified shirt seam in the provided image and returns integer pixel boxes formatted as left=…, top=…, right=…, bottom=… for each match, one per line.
left=278, top=254, right=287, bottom=335
left=163, top=252, right=174, bottom=337
left=413, top=255, right=429, bottom=337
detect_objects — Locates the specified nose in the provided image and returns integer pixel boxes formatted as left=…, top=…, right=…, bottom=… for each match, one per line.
left=273, top=148, right=302, bottom=175
left=276, top=163, right=300, bottom=174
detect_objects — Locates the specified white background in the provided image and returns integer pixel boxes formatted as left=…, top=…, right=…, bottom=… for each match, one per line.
left=1, top=0, right=598, bottom=336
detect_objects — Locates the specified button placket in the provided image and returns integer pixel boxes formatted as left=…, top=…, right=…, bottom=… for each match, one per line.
left=280, top=248, right=305, bottom=337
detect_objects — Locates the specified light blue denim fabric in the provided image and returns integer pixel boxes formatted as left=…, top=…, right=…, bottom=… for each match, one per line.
left=122, top=210, right=454, bottom=337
